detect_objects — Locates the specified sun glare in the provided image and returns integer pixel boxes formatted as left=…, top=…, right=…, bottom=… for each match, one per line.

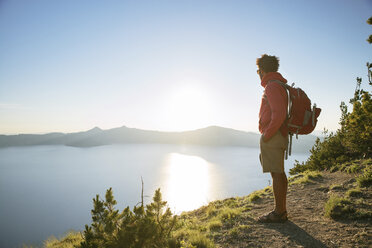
left=164, top=153, right=211, bottom=213
left=167, top=85, right=213, bottom=131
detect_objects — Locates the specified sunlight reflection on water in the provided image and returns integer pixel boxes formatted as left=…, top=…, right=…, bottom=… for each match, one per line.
left=164, top=153, right=212, bottom=213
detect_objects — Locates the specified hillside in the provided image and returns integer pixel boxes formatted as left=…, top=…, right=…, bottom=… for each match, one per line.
left=182, top=167, right=371, bottom=247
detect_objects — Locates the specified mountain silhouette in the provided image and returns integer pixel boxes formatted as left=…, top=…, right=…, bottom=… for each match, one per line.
left=0, top=125, right=317, bottom=153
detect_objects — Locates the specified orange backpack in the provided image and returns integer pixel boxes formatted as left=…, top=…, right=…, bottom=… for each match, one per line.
left=270, top=80, right=321, bottom=158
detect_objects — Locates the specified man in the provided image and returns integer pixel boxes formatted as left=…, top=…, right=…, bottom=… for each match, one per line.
left=256, top=54, right=289, bottom=223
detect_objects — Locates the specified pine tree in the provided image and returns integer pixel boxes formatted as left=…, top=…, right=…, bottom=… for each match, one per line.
left=78, top=188, right=178, bottom=248
left=367, top=16, right=372, bottom=44
left=290, top=18, right=372, bottom=174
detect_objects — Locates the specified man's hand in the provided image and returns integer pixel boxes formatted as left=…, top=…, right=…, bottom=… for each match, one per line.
left=261, top=133, right=272, bottom=142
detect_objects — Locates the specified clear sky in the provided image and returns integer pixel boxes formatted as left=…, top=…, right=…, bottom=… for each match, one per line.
left=0, top=0, right=371, bottom=134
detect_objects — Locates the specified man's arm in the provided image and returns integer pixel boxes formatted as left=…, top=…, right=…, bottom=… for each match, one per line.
left=262, top=83, right=287, bottom=142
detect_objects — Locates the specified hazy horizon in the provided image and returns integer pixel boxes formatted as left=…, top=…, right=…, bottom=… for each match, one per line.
left=0, top=124, right=260, bottom=135
left=0, top=124, right=326, bottom=137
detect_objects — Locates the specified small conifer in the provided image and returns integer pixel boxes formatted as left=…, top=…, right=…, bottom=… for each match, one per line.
left=79, top=188, right=178, bottom=248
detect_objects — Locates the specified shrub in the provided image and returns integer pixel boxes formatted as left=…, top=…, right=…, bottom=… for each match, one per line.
left=248, top=192, right=261, bottom=202
left=217, top=207, right=242, bottom=222
left=179, top=240, right=197, bottom=248
left=78, top=188, right=178, bottom=248
left=223, top=198, right=238, bottom=208
left=247, top=186, right=272, bottom=202
left=44, top=232, right=82, bottom=248
left=345, top=162, right=362, bottom=173
left=290, top=64, right=372, bottom=175
left=290, top=134, right=348, bottom=175
left=324, top=196, right=355, bottom=219
left=346, top=188, right=362, bottom=198
left=306, top=171, right=322, bottom=179
left=290, top=171, right=322, bottom=185
left=188, top=233, right=215, bottom=248
left=237, top=224, right=250, bottom=232
left=207, top=219, right=222, bottom=231
left=329, top=184, right=343, bottom=191
left=228, top=227, right=239, bottom=239
left=357, top=167, right=372, bottom=187
left=205, top=204, right=217, bottom=218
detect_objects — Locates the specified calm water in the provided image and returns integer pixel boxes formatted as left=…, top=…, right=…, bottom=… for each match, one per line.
left=0, top=144, right=309, bottom=247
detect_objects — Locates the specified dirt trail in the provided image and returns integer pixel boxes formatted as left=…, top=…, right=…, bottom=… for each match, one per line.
left=213, top=172, right=371, bottom=248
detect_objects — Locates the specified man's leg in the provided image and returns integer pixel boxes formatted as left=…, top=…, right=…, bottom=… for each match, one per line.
left=271, top=172, right=288, bottom=214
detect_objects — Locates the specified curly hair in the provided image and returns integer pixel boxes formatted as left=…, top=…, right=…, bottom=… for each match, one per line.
left=256, top=54, right=279, bottom=73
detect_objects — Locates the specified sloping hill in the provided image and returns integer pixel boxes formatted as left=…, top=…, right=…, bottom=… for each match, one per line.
left=0, top=125, right=317, bottom=153
left=181, top=163, right=371, bottom=248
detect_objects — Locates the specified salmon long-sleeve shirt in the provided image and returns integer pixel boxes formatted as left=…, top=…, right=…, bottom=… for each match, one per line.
left=259, top=72, right=288, bottom=142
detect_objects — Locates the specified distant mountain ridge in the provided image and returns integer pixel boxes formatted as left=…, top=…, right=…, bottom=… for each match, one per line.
left=0, top=125, right=317, bottom=153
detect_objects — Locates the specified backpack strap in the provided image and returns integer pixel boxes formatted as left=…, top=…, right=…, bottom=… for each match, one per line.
left=269, top=80, right=292, bottom=121
left=267, top=80, right=293, bottom=160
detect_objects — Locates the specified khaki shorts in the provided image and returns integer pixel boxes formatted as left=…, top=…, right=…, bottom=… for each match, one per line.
left=259, top=132, right=288, bottom=173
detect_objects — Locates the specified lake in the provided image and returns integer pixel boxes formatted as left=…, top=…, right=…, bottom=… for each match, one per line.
left=0, top=144, right=309, bottom=247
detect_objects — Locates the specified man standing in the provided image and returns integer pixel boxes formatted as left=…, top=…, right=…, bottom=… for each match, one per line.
left=256, top=54, right=289, bottom=223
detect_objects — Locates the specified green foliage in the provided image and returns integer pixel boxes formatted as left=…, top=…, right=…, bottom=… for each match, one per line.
left=74, top=187, right=217, bottom=248
left=205, top=205, right=217, bottom=218
left=290, top=133, right=347, bottom=174
left=325, top=194, right=372, bottom=220
left=237, top=224, right=250, bottom=232
left=247, top=186, right=272, bottom=202
left=324, top=196, right=355, bottom=219
left=217, top=207, right=242, bottom=222
left=247, top=192, right=261, bottom=202
left=78, top=188, right=178, bottom=248
left=187, top=233, right=215, bottom=248
left=343, top=162, right=361, bottom=174
left=342, top=87, right=372, bottom=156
left=289, top=170, right=322, bottom=184
left=179, top=240, right=197, bottom=248
left=329, top=184, right=343, bottom=191
left=44, top=231, right=82, bottom=248
left=207, top=219, right=222, bottom=231
left=227, top=225, right=250, bottom=240
left=223, top=198, right=239, bottom=208
left=346, top=188, right=362, bottom=198
left=228, top=227, right=240, bottom=239
left=179, top=240, right=196, bottom=248
left=367, top=16, right=372, bottom=44
left=326, top=159, right=371, bottom=175
left=173, top=229, right=214, bottom=248
left=357, top=166, right=372, bottom=187
left=290, top=63, right=372, bottom=175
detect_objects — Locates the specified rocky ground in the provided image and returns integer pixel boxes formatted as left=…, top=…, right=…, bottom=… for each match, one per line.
left=183, top=170, right=371, bottom=248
